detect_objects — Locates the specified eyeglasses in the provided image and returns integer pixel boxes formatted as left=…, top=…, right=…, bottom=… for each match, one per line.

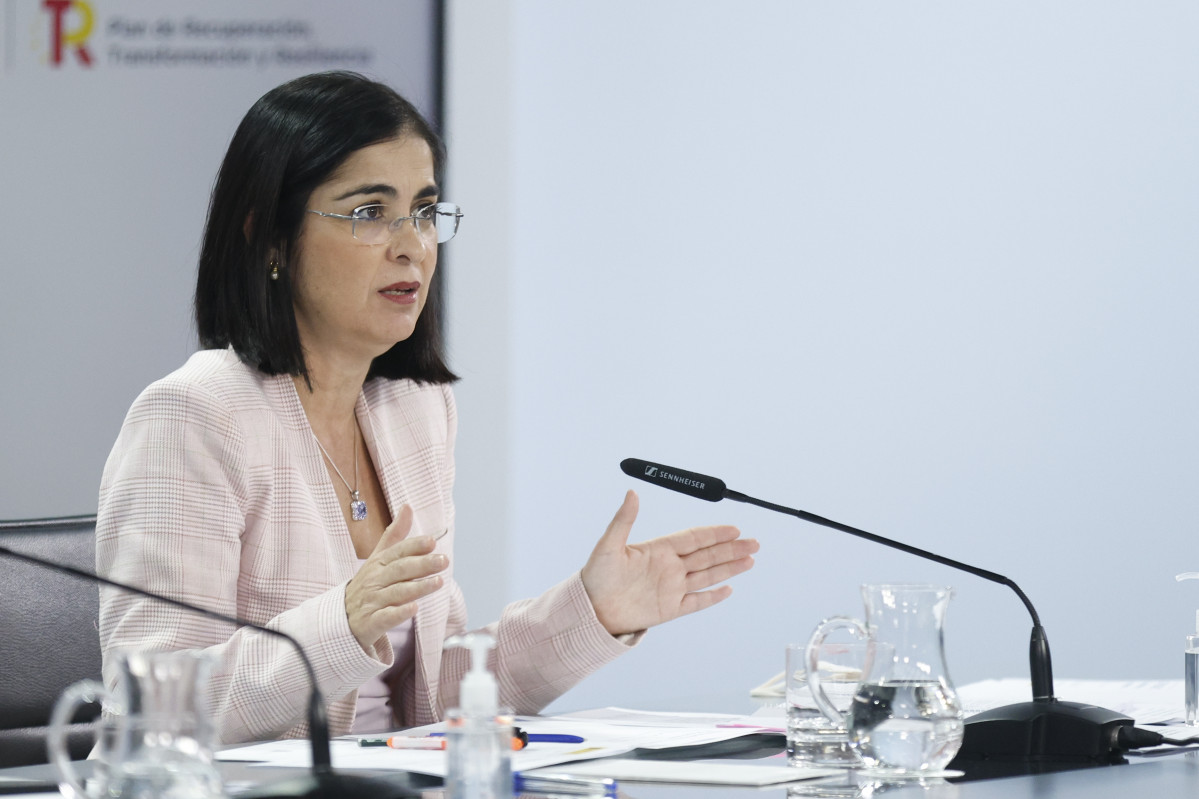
left=307, top=202, right=463, bottom=245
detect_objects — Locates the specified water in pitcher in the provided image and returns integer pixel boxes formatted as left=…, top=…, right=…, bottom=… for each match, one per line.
left=848, top=681, right=964, bottom=772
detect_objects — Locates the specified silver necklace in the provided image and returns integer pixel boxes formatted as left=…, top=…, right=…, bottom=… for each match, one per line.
left=312, top=429, right=367, bottom=522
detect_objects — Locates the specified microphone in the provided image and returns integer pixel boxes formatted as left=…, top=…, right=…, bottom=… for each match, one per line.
left=0, top=545, right=427, bottom=798
left=620, top=459, right=727, bottom=503
left=620, top=457, right=1134, bottom=767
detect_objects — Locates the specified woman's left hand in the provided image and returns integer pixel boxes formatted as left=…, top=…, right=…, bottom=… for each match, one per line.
left=580, top=490, right=759, bottom=636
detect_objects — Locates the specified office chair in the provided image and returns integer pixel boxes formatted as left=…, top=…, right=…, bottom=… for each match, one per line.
left=0, top=514, right=101, bottom=767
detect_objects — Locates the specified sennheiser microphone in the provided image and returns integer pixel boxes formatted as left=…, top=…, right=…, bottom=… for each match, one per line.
left=620, top=458, right=727, bottom=502
left=620, top=457, right=1134, bottom=768
left=0, top=545, right=427, bottom=799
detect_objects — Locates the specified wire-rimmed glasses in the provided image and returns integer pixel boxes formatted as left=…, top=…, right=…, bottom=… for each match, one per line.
left=307, top=202, right=463, bottom=245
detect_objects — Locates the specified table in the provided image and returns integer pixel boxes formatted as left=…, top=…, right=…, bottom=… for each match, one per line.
left=4, top=749, right=1198, bottom=798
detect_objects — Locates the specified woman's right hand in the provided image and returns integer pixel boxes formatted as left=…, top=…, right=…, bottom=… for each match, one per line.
left=344, top=505, right=449, bottom=653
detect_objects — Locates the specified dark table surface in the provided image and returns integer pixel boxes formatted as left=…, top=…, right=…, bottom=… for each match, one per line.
left=3, top=747, right=1198, bottom=798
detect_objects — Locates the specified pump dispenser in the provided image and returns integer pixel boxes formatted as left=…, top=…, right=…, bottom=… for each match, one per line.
left=1175, top=573, right=1199, bottom=726
left=444, top=633, right=512, bottom=799
left=455, top=632, right=499, bottom=716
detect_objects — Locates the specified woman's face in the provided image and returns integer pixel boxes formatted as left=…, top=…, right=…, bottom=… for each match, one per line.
left=290, top=135, right=439, bottom=371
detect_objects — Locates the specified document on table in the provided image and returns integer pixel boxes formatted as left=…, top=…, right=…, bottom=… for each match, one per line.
left=550, top=707, right=786, bottom=738
left=524, top=758, right=839, bottom=786
left=750, top=678, right=1199, bottom=753
left=934, top=679, right=1199, bottom=755
left=1155, top=724, right=1199, bottom=745
left=216, top=708, right=784, bottom=777
left=954, top=678, right=1186, bottom=724
left=748, top=674, right=1190, bottom=727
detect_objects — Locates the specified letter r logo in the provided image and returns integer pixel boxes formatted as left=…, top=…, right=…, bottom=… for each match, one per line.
left=644, top=466, right=658, bottom=477
left=43, top=0, right=94, bottom=67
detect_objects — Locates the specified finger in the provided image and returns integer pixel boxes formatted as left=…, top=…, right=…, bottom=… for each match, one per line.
left=369, top=604, right=417, bottom=632
left=367, top=573, right=445, bottom=634
left=364, top=597, right=424, bottom=635
left=375, top=572, right=446, bottom=610
left=680, top=537, right=760, bottom=574
left=594, top=490, right=638, bottom=554
left=684, top=555, right=756, bottom=593
left=659, top=524, right=742, bottom=556
left=372, top=504, right=415, bottom=557
left=348, top=567, right=445, bottom=648
left=372, top=550, right=449, bottom=587
left=383, top=534, right=439, bottom=562
left=676, top=585, right=734, bottom=618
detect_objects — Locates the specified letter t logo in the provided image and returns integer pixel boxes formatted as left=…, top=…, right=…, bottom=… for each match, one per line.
left=43, top=0, right=94, bottom=67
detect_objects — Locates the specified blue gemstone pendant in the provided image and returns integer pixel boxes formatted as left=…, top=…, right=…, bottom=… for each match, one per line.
left=350, top=491, right=368, bottom=522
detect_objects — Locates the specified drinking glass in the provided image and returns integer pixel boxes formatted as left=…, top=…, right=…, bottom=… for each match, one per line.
left=786, top=641, right=876, bottom=766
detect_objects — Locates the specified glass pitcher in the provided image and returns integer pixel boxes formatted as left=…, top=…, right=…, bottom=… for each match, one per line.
left=47, top=649, right=224, bottom=799
left=807, top=584, right=964, bottom=773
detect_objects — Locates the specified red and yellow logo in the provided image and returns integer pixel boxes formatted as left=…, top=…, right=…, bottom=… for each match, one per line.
left=42, top=0, right=94, bottom=67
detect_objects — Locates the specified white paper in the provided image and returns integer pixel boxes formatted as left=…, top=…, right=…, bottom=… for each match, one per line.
left=553, top=707, right=788, bottom=737
left=555, top=707, right=749, bottom=727
left=755, top=677, right=1189, bottom=724
left=955, top=678, right=1186, bottom=724
left=524, top=758, right=838, bottom=786
left=217, top=738, right=618, bottom=775
left=217, top=710, right=773, bottom=777
left=1155, top=724, right=1199, bottom=745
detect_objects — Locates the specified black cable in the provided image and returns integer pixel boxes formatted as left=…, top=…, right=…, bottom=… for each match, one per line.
left=1116, top=726, right=1199, bottom=749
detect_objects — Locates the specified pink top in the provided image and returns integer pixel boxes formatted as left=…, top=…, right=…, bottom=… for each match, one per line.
left=97, top=349, right=638, bottom=745
left=352, top=558, right=416, bottom=734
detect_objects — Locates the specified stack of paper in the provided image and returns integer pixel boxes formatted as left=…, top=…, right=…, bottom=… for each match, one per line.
left=217, top=707, right=789, bottom=778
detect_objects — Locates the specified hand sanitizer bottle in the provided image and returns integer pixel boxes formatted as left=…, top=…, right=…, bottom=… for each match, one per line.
left=1176, top=573, right=1199, bottom=726
left=445, top=633, right=513, bottom=799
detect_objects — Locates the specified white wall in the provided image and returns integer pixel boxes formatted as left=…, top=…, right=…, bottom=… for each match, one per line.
left=442, top=0, right=516, bottom=631
left=446, top=0, right=1199, bottom=714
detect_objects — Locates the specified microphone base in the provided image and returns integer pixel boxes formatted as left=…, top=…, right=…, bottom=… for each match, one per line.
left=951, top=698, right=1133, bottom=769
left=239, top=770, right=435, bottom=799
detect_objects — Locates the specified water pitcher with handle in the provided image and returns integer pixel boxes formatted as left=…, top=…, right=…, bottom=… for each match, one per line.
left=807, top=584, right=964, bottom=773
left=47, top=649, right=223, bottom=799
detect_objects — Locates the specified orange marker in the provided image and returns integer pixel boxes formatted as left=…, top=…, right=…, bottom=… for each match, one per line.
left=388, top=737, right=446, bottom=750
left=357, top=736, right=446, bottom=750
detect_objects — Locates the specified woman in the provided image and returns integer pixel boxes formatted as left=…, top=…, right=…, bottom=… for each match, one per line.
left=96, top=71, right=758, bottom=744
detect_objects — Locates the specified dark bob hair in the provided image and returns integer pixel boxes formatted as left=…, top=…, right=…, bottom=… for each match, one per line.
left=195, top=71, right=456, bottom=384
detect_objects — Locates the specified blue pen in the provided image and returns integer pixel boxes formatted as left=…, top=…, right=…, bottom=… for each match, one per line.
left=524, top=733, right=585, bottom=744
left=514, top=773, right=616, bottom=797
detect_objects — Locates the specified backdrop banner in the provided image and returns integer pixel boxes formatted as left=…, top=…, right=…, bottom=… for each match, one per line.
left=0, top=0, right=441, bottom=518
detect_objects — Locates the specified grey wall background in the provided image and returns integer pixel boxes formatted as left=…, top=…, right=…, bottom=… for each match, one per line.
left=0, top=0, right=440, bottom=518
left=3, top=0, right=1196, bottom=719
left=445, top=0, right=1198, bottom=715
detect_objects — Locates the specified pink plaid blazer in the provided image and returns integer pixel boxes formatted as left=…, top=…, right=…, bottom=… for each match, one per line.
left=96, top=349, right=632, bottom=744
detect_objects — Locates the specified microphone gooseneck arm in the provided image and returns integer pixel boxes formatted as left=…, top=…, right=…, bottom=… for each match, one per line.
left=724, top=489, right=1040, bottom=623
left=722, top=488, right=1054, bottom=702
left=619, top=457, right=1055, bottom=703
left=0, top=545, right=333, bottom=774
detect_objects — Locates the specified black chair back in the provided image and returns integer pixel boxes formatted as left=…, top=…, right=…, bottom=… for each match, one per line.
left=0, top=515, right=101, bottom=767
